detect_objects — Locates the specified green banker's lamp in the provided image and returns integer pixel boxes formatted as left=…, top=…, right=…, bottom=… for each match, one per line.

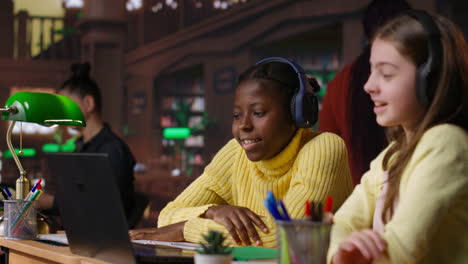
left=0, top=92, right=85, bottom=199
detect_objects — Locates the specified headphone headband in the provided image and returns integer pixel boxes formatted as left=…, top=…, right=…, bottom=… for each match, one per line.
left=255, top=57, right=319, bottom=128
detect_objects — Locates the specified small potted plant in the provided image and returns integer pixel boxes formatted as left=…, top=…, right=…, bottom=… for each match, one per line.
left=194, top=230, right=232, bottom=264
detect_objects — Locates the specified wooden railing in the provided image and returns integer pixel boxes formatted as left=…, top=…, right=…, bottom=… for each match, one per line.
left=14, top=11, right=80, bottom=60
left=126, top=0, right=254, bottom=50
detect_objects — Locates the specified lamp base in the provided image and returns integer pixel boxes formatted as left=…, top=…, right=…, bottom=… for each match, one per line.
left=16, top=175, right=30, bottom=199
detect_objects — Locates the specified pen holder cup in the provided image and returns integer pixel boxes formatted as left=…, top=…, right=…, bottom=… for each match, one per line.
left=3, top=200, right=37, bottom=240
left=276, top=220, right=332, bottom=264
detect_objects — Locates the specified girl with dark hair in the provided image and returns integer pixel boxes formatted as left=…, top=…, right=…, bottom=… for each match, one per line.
left=129, top=60, right=353, bottom=248
left=37, top=63, right=140, bottom=227
left=328, top=12, right=468, bottom=263
left=319, top=0, right=411, bottom=185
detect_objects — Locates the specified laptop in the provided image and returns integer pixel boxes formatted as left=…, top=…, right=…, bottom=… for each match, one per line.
left=45, top=152, right=194, bottom=264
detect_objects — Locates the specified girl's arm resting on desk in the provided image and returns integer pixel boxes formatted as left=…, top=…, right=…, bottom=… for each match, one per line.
left=158, top=173, right=268, bottom=246
left=158, top=140, right=239, bottom=228
left=158, top=139, right=268, bottom=246
left=203, top=204, right=268, bottom=246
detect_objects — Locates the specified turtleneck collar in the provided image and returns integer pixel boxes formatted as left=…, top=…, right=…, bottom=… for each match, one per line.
left=253, top=128, right=304, bottom=177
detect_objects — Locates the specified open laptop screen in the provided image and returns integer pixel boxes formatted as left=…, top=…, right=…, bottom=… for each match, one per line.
left=47, top=152, right=136, bottom=264
left=47, top=152, right=194, bottom=264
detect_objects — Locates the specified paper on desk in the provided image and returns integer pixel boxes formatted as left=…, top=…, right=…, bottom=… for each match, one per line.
left=37, top=233, right=69, bottom=245
left=132, top=240, right=201, bottom=251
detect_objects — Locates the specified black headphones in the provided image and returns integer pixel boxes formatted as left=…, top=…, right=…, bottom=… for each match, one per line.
left=255, top=57, right=320, bottom=128
left=403, top=10, right=443, bottom=107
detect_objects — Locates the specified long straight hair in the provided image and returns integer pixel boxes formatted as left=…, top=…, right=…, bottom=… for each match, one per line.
left=347, top=0, right=411, bottom=181
left=375, top=14, right=468, bottom=223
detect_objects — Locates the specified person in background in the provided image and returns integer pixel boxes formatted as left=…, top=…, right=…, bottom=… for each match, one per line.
left=129, top=59, right=353, bottom=248
left=36, top=63, right=139, bottom=226
left=328, top=11, right=468, bottom=263
left=319, top=0, right=411, bottom=185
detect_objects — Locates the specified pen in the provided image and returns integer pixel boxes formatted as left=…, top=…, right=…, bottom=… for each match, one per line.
left=25, top=179, right=42, bottom=201
left=324, top=195, right=333, bottom=212
left=305, top=200, right=312, bottom=220
left=1, top=187, right=10, bottom=200
left=264, top=199, right=283, bottom=220
left=264, top=191, right=286, bottom=221
left=323, top=195, right=333, bottom=224
left=4, top=186, right=12, bottom=199
left=266, top=191, right=278, bottom=207
left=277, top=200, right=291, bottom=221
left=28, top=189, right=43, bottom=201
left=314, top=202, right=323, bottom=221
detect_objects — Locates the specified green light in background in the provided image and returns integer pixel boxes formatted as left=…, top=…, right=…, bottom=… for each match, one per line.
left=163, top=127, right=191, bottom=139
left=60, top=142, right=76, bottom=152
left=3, top=148, right=36, bottom=158
left=42, top=142, right=76, bottom=153
left=42, top=143, right=60, bottom=153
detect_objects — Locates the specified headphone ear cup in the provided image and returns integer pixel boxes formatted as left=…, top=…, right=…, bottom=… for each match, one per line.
left=302, top=94, right=319, bottom=127
left=291, top=92, right=318, bottom=128
left=290, top=94, right=297, bottom=123
left=416, top=67, right=429, bottom=106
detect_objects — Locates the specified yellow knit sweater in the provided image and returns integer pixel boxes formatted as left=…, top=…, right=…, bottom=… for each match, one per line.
left=158, top=128, right=353, bottom=248
left=328, top=124, right=468, bottom=263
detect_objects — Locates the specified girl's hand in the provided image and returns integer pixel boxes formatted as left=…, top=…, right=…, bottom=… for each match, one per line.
left=129, top=221, right=186, bottom=241
left=333, top=229, right=386, bottom=264
left=203, top=205, right=269, bottom=246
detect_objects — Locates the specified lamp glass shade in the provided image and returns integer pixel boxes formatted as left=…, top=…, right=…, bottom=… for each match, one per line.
left=2, top=92, right=86, bottom=127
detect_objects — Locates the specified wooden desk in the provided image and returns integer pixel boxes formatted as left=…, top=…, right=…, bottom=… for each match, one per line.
left=0, top=237, right=277, bottom=264
left=0, top=237, right=110, bottom=264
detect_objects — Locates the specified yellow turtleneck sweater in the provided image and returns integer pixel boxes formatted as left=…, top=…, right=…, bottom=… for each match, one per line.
left=158, top=128, right=353, bottom=248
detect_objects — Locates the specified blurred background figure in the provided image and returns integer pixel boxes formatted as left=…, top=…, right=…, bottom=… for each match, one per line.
left=318, top=0, right=412, bottom=185
left=37, top=63, right=147, bottom=229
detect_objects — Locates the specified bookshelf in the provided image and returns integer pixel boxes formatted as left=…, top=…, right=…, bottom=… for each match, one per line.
left=155, top=66, right=206, bottom=170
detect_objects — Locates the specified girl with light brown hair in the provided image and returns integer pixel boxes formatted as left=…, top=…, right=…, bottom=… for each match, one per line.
left=328, top=10, right=468, bottom=264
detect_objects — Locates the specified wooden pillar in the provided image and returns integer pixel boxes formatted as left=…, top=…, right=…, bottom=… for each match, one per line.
left=16, top=11, right=30, bottom=59
left=79, top=0, right=127, bottom=135
left=0, top=0, right=14, bottom=58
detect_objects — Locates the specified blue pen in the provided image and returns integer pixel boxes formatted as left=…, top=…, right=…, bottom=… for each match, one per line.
left=25, top=179, right=42, bottom=200
left=4, top=186, right=12, bottom=199
left=264, top=199, right=283, bottom=220
left=266, top=191, right=277, bottom=206
left=30, top=179, right=42, bottom=193
left=277, top=200, right=291, bottom=221
left=0, top=187, right=9, bottom=200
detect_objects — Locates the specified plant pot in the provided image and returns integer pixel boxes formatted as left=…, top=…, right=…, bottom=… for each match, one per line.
left=194, top=253, right=232, bottom=264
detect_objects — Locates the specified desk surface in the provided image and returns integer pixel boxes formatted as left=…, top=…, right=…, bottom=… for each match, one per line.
left=0, top=237, right=109, bottom=264
left=0, top=238, right=277, bottom=264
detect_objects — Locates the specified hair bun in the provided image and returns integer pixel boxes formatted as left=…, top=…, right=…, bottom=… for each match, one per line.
left=71, top=62, right=91, bottom=79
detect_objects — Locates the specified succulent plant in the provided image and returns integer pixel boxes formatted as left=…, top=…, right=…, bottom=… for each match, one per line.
left=197, top=230, right=232, bottom=255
